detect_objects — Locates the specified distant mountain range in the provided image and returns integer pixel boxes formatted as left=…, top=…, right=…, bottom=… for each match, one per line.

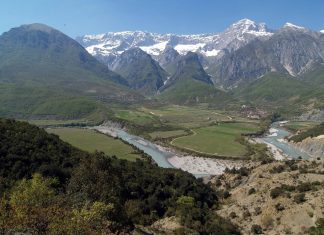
left=0, top=21, right=323, bottom=120
left=77, top=19, right=324, bottom=87
left=77, top=19, right=273, bottom=70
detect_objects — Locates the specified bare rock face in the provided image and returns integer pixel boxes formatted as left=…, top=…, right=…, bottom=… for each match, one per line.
left=215, top=25, right=324, bottom=87
left=293, top=136, right=324, bottom=158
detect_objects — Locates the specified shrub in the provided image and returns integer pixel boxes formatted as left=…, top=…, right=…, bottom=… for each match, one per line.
left=309, top=218, right=324, bottom=235
left=243, top=210, right=251, bottom=219
left=297, top=182, right=312, bottom=192
left=229, top=211, right=237, bottom=219
left=254, top=207, right=262, bottom=216
left=270, top=165, right=285, bottom=174
left=248, top=188, right=256, bottom=195
left=275, top=203, right=285, bottom=211
left=294, top=193, right=306, bottom=204
left=251, top=224, right=263, bottom=234
left=223, top=190, right=231, bottom=199
left=270, top=187, right=284, bottom=199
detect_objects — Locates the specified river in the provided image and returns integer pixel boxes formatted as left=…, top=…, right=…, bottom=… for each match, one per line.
left=92, top=125, right=241, bottom=177
left=92, top=121, right=309, bottom=177
left=258, top=121, right=310, bottom=160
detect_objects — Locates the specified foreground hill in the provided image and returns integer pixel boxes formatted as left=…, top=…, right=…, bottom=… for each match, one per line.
left=0, top=23, right=142, bottom=119
left=212, top=160, right=324, bottom=235
left=0, top=119, right=239, bottom=234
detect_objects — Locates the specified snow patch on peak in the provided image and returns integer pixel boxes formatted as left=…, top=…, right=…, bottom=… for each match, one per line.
left=233, top=18, right=256, bottom=26
left=200, top=49, right=221, bottom=57
left=320, top=30, right=324, bottom=34
left=174, top=43, right=206, bottom=55
left=283, top=22, right=305, bottom=30
left=83, top=33, right=106, bottom=41
left=226, top=18, right=273, bottom=39
left=140, top=41, right=168, bottom=56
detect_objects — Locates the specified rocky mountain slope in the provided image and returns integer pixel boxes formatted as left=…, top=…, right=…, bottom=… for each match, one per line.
left=78, top=19, right=324, bottom=89
left=77, top=19, right=273, bottom=70
left=111, top=48, right=168, bottom=95
left=158, top=52, right=232, bottom=106
left=216, top=23, right=324, bottom=86
left=160, top=52, right=213, bottom=91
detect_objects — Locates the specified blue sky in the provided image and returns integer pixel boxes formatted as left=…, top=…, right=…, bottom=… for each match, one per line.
left=0, top=0, right=323, bottom=37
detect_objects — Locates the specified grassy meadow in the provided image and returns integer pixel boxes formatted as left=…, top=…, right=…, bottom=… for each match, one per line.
left=171, top=122, right=260, bottom=157
left=47, top=128, right=142, bottom=161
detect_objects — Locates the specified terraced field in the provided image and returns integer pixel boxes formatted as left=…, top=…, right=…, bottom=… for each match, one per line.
left=47, top=128, right=142, bottom=161
left=171, top=122, right=260, bottom=158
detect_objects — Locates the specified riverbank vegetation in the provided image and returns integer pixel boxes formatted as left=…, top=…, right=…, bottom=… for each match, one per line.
left=0, top=118, right=240, bottom=234
left=289, top=122, right=324, bottom=142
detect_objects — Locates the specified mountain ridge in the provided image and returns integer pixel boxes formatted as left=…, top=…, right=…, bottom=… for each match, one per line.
left=0, top=23, right=143, bottom=119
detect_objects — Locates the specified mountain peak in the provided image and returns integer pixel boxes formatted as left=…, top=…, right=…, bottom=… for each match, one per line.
left=233, top=18, right=256, bottom=25
left=229, top=19, right=257, bottom=30
left=319, top=30, right=324, bottom=34
left=20, top=23, right=56, bottom=33
left=283, top=22, right=306, bottom=30
left=225, top=19, right=273, bottom=41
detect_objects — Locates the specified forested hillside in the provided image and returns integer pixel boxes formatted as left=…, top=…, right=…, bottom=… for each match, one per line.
left=0, top=119, right=239, bottom=234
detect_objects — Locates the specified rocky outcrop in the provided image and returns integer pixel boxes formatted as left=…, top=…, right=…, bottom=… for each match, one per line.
left=293, top=135, right=324, bottom=158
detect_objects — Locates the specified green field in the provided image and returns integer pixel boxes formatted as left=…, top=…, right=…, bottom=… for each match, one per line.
left=149, top=129, right=188, bottom=140
left=47, top=128, right=142, bottom=161
left=171, top=122, right=260, bottom=157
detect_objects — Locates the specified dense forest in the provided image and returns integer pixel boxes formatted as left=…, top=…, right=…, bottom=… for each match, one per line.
left=0, top=119, right=239, bottom=234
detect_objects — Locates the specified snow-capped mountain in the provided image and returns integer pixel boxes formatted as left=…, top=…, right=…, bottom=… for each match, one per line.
left=76, top=19, right=273, bottom=69
left=215, top=22, right=324, bottom=86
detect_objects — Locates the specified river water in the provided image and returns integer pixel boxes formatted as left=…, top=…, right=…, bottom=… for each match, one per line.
left=115, top=129, right=175, bottom=168
left=259, top=121, right=310, bottom=159
left=93, top=126, right=175, bottom=168
left=92, top=126, right=239, bottom=177
left=93, top=121, right=309, bottom=177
